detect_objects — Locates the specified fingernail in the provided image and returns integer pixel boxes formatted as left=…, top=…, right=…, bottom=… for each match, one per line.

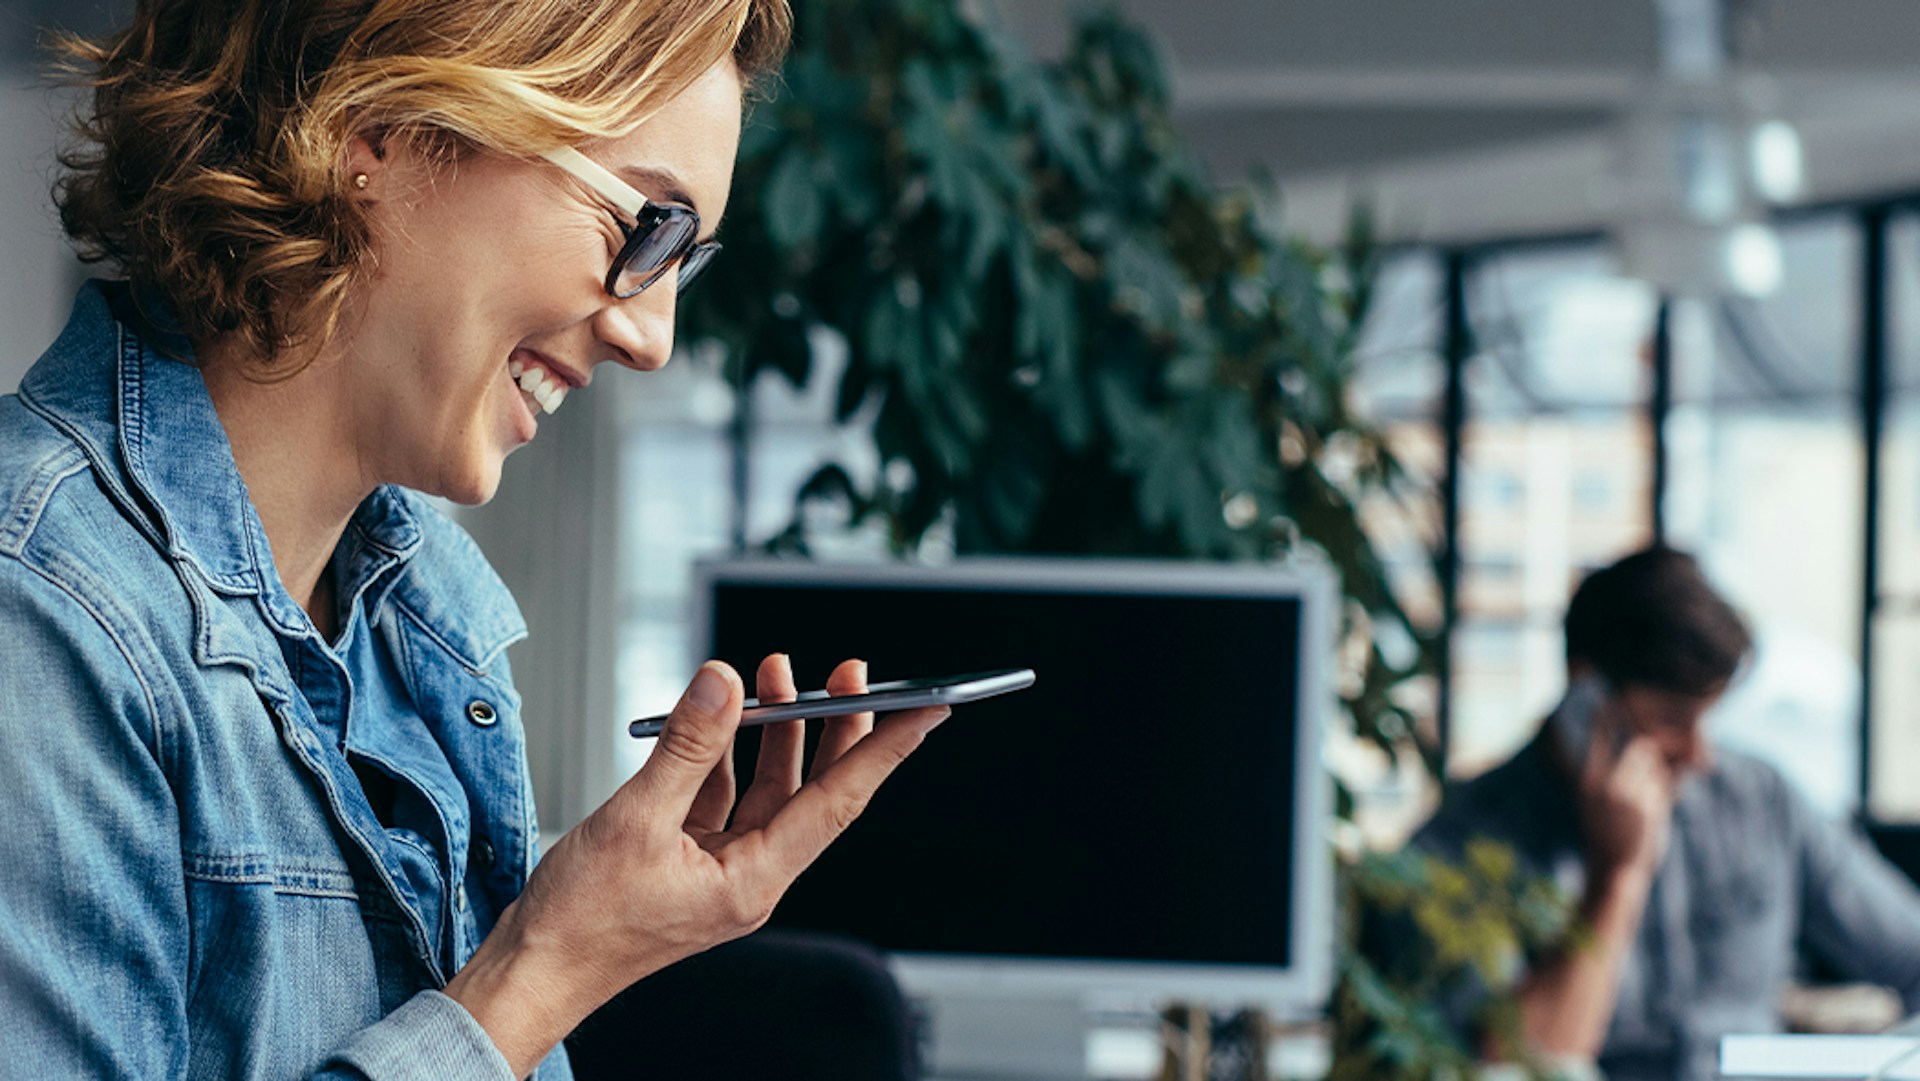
left=690, top=665, right=729, bottom=711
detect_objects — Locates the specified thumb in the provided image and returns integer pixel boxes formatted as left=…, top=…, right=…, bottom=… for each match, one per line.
left=623, top=662, right=744, bottom=818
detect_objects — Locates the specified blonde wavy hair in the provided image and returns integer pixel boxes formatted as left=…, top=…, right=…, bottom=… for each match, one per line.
left=54, top=0, right=791, bottom=373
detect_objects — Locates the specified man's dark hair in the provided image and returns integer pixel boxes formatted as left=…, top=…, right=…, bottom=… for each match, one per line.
left=1564, top=546, right=1752, bottom=696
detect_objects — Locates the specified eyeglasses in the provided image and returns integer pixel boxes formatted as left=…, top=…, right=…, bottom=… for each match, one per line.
left=540, top=146, right=720, bottom=299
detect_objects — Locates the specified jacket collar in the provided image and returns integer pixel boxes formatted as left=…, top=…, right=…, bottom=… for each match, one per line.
left=19, top=283, right=433, bottom=639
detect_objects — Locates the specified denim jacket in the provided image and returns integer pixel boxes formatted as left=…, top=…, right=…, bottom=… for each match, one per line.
left=0, top=284, right=571, bottom=1079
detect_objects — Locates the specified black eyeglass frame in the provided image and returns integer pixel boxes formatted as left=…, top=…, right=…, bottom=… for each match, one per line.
left=540, top=146, right=720, bottom=300
left=606, top=203, right=721, bottom=299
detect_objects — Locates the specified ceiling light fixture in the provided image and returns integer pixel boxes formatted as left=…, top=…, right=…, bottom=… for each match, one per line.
left=1613, top=0, right=1800, bottom=298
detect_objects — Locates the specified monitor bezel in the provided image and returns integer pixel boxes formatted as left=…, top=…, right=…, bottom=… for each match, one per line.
left=690, top=556, right=1337, bottom=1014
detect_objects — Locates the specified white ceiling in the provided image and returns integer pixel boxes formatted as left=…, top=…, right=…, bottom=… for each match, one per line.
left=14, top=1, right=1920, bottom=245
left=986, top=0, right=1920, bottom=244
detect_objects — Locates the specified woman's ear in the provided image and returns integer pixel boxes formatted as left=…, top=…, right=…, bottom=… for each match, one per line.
left=343, top=132, right=388, bottom=193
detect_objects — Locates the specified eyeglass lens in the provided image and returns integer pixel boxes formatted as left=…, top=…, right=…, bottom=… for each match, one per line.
left=612, top=207, right=715, bottom=298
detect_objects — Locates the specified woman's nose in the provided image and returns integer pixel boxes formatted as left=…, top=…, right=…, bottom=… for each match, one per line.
left=596, top=281, right=677, bottom=372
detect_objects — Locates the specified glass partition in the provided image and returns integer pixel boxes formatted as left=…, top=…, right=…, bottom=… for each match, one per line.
left=1450, top=246, right=1657, bottom=776
left=1666, top=216, right=1863, bottom=819
left=1872, top=212, right=1920, bottom=822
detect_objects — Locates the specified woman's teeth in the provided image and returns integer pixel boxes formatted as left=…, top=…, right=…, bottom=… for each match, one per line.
left=508, top=357, right=569, bottom=415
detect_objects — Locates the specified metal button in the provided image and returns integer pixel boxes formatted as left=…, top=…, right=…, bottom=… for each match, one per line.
left=474, top=840, right=495, bottom=869
left=454, top=883, right=469, bottom=912
left=465, top=700, right=497, bottom=727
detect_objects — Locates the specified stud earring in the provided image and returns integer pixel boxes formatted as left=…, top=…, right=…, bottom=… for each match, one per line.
left=352, top=173, right=370, bottom=190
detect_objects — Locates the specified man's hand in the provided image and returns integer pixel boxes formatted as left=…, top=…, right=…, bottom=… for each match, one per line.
left=1511, top=690, right=1680, bottom=1062
left=445, top=655, right=946, bottom=1076
left=1578, top=694, right=1680, bottom=885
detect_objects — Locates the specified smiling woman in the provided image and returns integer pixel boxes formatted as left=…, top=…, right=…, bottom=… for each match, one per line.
left=0, top=1, right=956, bottom=1079
left=55, top=0, right=782, bottom=371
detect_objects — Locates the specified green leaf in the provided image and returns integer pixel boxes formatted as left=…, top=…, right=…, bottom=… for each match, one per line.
left=1050, top=378, right=1094, bottom=454
left=763, top=149, right=825, bottom=255
left=823, top=126, right=884, bottom=224
left=1136, top=434, right=1185, bottom=529
left=1095, top=369, right=1151, bottom=455
left=959, top=180, right=1004, bottom=281
left=1165, top=352, right=1214, bottom=392
left=1106, top=231, right=1189, bottom=331
left=861, top=297, right=901, bottom=370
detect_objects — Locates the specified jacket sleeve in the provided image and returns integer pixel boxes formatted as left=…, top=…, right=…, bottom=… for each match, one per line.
left=316, top=992, right=516, bottom=1079
left=0, top=560, right=519, bottom=1080
left=0, top=559, right=191, bottom=1076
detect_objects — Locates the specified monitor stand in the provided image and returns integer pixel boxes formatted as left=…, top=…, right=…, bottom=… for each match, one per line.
left=918, top=994, right=1104, bottom=1081
left=916, top=993, right=1200, bottom=1081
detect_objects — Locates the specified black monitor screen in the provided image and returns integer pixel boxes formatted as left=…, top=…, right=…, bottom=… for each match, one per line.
left=708, top=572, right=1304, bottom=969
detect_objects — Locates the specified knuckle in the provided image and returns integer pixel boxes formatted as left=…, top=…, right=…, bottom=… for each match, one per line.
left=575, top=802, right=646, bottom=853
left=725, top=886, right=777, bottom=932
left=656, top=720, right=729, bottom=770
left=825, top=789, right=873, bottom=836
left=748, top=890, right=779, bottom=929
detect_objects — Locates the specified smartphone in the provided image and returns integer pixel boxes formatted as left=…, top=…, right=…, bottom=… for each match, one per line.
left=626, top=667, right=1037, bottom=739
left=1551, top=674, right=1616, bottom=767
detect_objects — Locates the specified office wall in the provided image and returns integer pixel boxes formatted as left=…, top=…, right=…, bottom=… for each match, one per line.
left=0, top=77, right=87, bottom=392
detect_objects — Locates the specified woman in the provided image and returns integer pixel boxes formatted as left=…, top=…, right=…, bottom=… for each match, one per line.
left=0, top=0, right=948, bottom=1076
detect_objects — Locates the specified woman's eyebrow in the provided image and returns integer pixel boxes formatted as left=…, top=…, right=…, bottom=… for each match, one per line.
left=616, top=163, right=698, bottom=213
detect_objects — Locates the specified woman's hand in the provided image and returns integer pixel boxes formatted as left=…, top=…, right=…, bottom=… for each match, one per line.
left=445, top=655, right=945, bottom=1076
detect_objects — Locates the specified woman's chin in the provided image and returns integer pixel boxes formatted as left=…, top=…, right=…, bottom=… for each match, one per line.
left=427, top=455, right=508, bottom=507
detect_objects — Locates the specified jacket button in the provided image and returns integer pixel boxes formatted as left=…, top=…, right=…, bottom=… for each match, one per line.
left=474, top=840, right=495, bottom=869
left=466, top=700, right=498, bottom=727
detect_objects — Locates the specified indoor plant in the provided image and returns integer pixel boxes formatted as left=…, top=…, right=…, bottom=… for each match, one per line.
left=678, top=3, right=1573, bottom=1076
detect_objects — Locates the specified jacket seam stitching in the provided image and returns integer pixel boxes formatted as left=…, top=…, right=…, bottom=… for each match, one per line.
left=392, top=610, right=426, bottom=711
left=4, top=547, right=167, bottom=763
left=14, top=382, right=169, bottom=554
left=0, top=447, right=88, bottom=556
left=182, top=855, right=361, bottom=898
left=393, top=596, right=525, bottom=676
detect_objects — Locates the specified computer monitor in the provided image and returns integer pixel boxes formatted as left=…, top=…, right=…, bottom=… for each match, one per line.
left=693, top=558, right=1336, bottom=1076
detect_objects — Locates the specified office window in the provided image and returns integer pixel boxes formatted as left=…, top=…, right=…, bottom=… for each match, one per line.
left=1873, top=212, right=1920, bottom=823
left=1350, top=251, right=1446, bottom=630
left=611, top=337, right=870, bottom=781
left=610, top=355, right=741, bottom=781
left=1350, top=252, right=1447, bottom=668
left=1344, top=252, right=1447, bottom=842
left=1666, top=217, right=1863, bottom=819
left=1450, top=247, right=1657, bottom=777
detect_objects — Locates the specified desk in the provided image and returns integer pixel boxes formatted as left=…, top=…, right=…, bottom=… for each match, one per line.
left=1721, top=1034, right=1920, bottom=1079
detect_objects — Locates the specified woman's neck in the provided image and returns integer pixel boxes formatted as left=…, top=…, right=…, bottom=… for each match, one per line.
left=198, top=336, right=372, bottom=640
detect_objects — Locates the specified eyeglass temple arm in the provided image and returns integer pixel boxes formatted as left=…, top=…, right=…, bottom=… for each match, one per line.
left=539, top=146, right=648, bottom=220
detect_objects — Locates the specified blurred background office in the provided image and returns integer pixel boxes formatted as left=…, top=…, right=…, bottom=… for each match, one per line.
left=11, top=1, right=1920, bottom=1064
left=18, top=0, right=1920, bottom=1075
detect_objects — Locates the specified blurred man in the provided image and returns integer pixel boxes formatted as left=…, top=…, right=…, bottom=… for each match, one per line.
left=1416, top=546, right=1920, bottom=1081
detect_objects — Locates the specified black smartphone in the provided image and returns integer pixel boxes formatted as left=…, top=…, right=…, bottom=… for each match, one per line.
left=626, top=667, right=1037, bottom=739
left=1550, top=674, right=1617, bottom=767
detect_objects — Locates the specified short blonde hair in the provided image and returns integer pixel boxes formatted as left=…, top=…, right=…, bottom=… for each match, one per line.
left=54, top=0, right=791, bottom=372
